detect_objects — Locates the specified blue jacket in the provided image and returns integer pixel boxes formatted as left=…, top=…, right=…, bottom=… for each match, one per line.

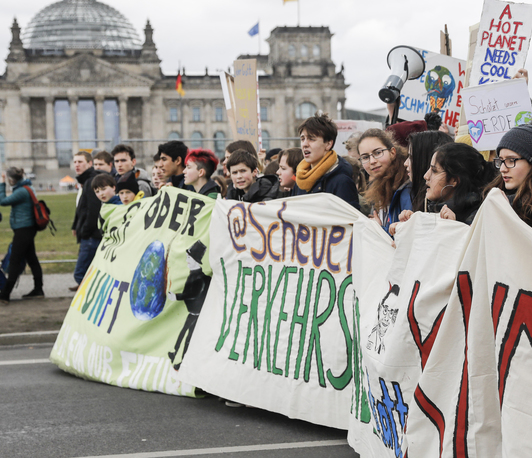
left=0, top=179, right=36, bottom=230
left=383, top=181, right=412, bottom=234
left=293, top=156, right=360, bottom=209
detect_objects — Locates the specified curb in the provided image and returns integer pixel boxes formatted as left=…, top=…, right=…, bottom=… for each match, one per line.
left=0, top=330, right=59, bottom=346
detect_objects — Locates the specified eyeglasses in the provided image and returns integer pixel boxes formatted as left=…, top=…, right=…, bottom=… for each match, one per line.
left=493, top=157, right=527, bottom=169
left=360, top=149, right=389, bottom=164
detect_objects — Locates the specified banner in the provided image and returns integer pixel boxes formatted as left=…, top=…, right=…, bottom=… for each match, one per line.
left=348, top=210, right=471, bottom=457
left=462, top=78, right=532, bottom=150
left=50, top=188, right=215, bottom=397
left=177, top=194, right=364, bottom=429
left=399, top=49, right=466, bottom=128
left=220, top=71, right=238, bottom=140
left=470, top=0, right=532, bottom=86
left=349, top=191, right=532, bottom=457
left=234, top=59, right=260, bottom=151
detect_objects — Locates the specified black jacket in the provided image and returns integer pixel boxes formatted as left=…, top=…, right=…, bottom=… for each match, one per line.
left=226, top=175, right=280, bottom=202
left=72, top=167, right=103, bottom=242
left=292, top=156, right=360, bottom=209
left=427, top=192, right=482, bottom=225
left=198, top=179, right=221, bottom=198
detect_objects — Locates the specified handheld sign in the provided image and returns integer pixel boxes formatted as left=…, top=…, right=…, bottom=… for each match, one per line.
left=462, top=78, right=532, bottom=150
left=233, top=59, right=260, bottom=151
left=334, top=120, right=383, bottom=156
left=399, top=49, right=466, bottom=128
left=470, top=0, right=532, bottom=86
left=220, top=72, right=238, bottom=140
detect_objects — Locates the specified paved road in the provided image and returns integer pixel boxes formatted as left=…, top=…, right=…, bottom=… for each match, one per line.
left=0, top=344, right=358, bottom=458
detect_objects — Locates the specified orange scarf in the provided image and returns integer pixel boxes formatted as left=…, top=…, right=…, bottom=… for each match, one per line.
left=296, top=150, right=337, bottom=192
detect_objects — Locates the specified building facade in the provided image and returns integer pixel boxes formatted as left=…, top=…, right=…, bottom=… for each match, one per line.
left=0, top=0, right=347, bottom=182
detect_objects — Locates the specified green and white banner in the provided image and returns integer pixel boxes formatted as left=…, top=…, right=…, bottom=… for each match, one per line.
left=50, top=187, right=215, bottom=397
left=177, top=194, right=364, bottom=429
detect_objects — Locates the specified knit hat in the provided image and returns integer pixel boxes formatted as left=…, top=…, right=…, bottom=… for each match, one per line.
left=116, top=171, right=139, bottom=194
left=455, top=134, right=491, bottom=162
left=496, top=124, right=532, bottom=163
left=386, top=120, right=427, bottom=148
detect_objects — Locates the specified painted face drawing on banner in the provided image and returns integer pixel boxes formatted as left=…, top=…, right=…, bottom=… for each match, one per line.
left=425, top=66, right=456, bottom=112
left=366, top=284, right=400, bottom=354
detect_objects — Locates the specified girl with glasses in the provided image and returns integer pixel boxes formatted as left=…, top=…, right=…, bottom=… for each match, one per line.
left=357, top=128, right=411, bottom=234
left=484, top=125, right=532, bottom=226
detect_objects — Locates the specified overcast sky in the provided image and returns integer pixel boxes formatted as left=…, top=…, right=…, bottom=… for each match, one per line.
left=0, top=0, right=531, bottom=111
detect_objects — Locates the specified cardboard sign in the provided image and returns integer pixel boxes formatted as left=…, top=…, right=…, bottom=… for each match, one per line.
left=462, top=78, right=532, bottom=150
left=399, top=49, right=466, bottom=128
left=233, top=59, right=260, bottom=151
left=470, top=0, right=532, bottom=86
left=220, top=72, right=238, bottom=140
left=334, top=120, right=383, bottom=156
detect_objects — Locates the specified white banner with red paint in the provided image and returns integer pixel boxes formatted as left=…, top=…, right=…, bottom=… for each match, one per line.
left=349, top=190, right=532, bottom=457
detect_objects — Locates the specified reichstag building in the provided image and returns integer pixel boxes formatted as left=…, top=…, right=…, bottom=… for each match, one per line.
left=0, top=0, right=348, bottom=182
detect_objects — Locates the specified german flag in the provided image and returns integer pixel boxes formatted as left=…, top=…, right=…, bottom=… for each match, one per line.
left=176, top=72, right=185, bottom=97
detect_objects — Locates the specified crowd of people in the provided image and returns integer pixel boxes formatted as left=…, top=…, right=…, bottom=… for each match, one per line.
left=0, top=107, right=531, bottom=304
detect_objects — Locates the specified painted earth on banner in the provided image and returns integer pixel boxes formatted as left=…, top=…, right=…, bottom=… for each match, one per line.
left=50, top=187, right=215, bottom=397
left=348, top=190, right=532, bottom=458
left=177, top=194, right=368, bottom=429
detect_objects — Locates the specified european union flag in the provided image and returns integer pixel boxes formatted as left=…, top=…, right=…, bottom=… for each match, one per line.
left=248, top=22, right=259, bottom=37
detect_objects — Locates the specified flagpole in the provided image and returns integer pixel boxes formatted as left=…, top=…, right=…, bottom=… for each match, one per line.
left=258, top=19, right=261, bottom=54
left=298, top=0, right=300, bottom=26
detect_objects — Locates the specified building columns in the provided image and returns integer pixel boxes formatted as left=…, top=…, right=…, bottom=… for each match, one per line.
left=95, top=95, right=105, bottom=149
left=69, top=96, right=79, bottom=153
left=119, top=95, right=128, bottom=141
left=44, top=97, right=58, bottom=170
left=20, top=97, right=32, bottom=161
left=141, top=96, right=151, bottom=158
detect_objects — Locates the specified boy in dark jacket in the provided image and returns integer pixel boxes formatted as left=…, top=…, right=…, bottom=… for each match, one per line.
left=225, top=149, right=279, bottom=202
left=292, top=112, right=360, bottom=209
left=183, top=149, right=221, bottom=199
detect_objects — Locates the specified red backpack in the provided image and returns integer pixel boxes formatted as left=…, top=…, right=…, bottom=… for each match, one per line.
left=23, top=186, right=56, bottom=235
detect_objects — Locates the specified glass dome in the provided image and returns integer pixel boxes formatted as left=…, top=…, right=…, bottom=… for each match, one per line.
left=22, top=0, right=142, bottom=50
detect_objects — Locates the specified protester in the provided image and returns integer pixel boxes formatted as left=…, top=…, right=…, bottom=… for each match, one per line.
left=263, top=160, right=279, bottom=176
left=356, top=128, right=409, bottom=232
left=71, top=151, right=103, bottom=291
left=183, top=149, right=221, bottom=198
left=92, top=151, right=116, bottom=176
left=116, top=171, right=144, bottom=205
left=223, top=140, right=260, bottom=179
left=0, top=167, right=44, bottom=303
left=212, top=175, right=228, bottom=198
left=293, top=112, right=359, bottom=209
left=91, top=174, right=121, bottom=205
left=111, top=144, right=153, bottom=196
left=418, top=143, right=494, bottom=224
left=405, top=130, right=453, bottom=212
left=276, top=147, right=303, bottom=193
left=225, top=149, right=279, bottom=202
left=157, top=140, right=189, bottom=188
left=483, top=124, right=532, bottom=227
left=264, top=148, right=281, bottom=166
left=345, top=156, right=371, bottom=215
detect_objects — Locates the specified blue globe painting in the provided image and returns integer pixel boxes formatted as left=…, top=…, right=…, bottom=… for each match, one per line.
left=130, top=241, right=167, bottom=321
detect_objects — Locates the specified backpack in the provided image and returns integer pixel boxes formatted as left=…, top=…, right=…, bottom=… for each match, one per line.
left=23, top=186, right=57, bottom=235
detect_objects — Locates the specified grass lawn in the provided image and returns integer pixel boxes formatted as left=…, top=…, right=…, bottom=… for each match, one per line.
left=0, top=192, right=79, bottom=274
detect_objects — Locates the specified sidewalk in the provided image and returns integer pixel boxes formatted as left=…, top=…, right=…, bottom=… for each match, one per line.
left=0, top=273, right=76, bottom=345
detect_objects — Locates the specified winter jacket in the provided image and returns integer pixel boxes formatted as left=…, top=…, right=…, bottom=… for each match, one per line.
left=427, top=192, right=482, bottom=225
left=226, top=175, right=280, bottom=202
left=0, top=179, right=35, bottom=230
left=292, top=156, right=360, bottom=209
left=198, top=179, right=221, bottom=199
left=72, top=167, right=103, bottom=242
left=116, top=167, right=154, bottom=197
left=383, top=181, right=413, bottom=233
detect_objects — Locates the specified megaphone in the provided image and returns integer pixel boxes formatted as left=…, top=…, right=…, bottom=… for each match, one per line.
left=378, top=46, right=426, bottom=104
